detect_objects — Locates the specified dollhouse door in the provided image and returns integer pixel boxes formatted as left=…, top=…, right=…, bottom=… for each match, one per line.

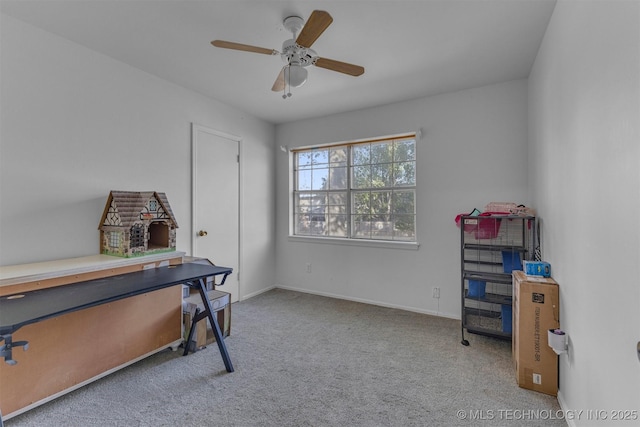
left=192, top=124, right=240, bottom=302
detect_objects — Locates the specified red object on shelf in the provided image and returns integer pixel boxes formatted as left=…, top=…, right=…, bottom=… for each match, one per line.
left=455, top=212, right=509, bottom=239
left=455, top=213, right=476, bottom=233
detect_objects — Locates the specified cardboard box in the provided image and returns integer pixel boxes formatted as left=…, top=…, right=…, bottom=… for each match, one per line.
left=183, top=257, right=218, bottom=291
left=512, top=270, right=559, bottom=396
left=183, top=289, right=231, bottom=351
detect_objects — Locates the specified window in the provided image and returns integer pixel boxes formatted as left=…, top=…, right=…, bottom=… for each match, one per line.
left=109, top=232, right=120, bottom=248
left=130, top=224, right=145, bottom=248
left=293, top=134, right=416, bottom=241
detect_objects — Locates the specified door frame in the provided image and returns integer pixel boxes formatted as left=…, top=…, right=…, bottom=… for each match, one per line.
left=191, top=123, right=242, bottom=299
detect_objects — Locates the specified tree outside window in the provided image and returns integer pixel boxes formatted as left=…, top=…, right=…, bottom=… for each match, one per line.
left=293, top=135, right=416, bottom=241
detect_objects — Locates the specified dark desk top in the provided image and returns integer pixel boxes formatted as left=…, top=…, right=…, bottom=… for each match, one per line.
left=0, top=263, right=232, bottom=336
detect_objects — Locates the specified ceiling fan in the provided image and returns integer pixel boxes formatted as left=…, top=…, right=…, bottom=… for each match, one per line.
left=211, top=10, right=365, bottom=98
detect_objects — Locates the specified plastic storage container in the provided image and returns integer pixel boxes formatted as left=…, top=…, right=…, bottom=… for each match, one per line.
left=501, top=304, right=512, bottom=333
left=501, top=251, right=522, bottom=273
left=455, top=214, right=502, bottom=239
left=467, top=280, right=486, bottom=298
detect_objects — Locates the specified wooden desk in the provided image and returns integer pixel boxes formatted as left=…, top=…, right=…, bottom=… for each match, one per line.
left=1, top=263, right=230, bottom=341
left=0, top=254, right=190, bottom=420
left=0, top=262, right=234, bottom=423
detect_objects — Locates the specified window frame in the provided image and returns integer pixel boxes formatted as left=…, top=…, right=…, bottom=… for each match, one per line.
left=290, top=133, right=419, bottom=249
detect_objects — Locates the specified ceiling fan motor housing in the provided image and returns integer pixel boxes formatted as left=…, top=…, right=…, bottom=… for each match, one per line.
left=281, top=39, right=317, bottom=67
left=281, top=16, right=317, bottom=68
left=283, top=16, right=304, bottom=34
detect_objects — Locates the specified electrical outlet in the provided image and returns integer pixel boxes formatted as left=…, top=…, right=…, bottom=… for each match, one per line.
left=432, top=287, right=440, bottom=298
left=306, top=263, right=312, bottom=273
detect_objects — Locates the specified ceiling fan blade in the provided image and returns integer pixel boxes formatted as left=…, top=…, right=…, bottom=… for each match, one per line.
left=272, top=68, right=285, bottom=92
left=211, top=40, right=277, bottom=55
left=296, top=10, right=333, bottom=48
left=314, top=57, right=365, bottom=76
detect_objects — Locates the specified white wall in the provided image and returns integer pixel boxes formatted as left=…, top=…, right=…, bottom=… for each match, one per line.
left=0, top=15, right=276, bottom=299
left=528, top=0, right=640, bottom=421
left=275, top=79, right=529, bottom=318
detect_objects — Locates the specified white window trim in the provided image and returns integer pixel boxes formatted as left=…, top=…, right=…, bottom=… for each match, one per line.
left=288, top=235, right=420, bottom=250
left=288, top=132, right=419, bottom=248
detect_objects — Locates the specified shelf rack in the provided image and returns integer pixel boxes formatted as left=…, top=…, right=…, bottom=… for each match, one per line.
left=459, top=215, right=536, bottom=345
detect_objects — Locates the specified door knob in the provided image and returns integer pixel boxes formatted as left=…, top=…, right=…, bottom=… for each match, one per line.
left=198, top=230, right=208, bottom=237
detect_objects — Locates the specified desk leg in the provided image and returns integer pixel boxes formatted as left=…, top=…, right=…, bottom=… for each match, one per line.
left=190, top=278, right=234, bottom=373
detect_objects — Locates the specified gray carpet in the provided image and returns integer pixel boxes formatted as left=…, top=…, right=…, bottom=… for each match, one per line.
left=6, top=289, right=565, bottom=426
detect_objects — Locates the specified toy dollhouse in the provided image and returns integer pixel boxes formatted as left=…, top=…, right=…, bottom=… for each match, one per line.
left=99, top=190, right=178, bottom=257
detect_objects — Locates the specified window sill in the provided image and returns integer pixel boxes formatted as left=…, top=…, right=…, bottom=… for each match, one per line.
left=287, top=235, right=420, bottom=250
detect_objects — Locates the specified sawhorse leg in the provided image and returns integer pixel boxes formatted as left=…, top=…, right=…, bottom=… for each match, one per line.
left=183, top=278, right=234, bottom=373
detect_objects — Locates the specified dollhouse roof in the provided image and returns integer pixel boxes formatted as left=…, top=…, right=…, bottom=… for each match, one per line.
left=98, top=190, right=178, bottom=229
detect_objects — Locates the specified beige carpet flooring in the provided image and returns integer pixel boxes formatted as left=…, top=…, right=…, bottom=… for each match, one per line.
left=5, top=289, right=566, bottom=426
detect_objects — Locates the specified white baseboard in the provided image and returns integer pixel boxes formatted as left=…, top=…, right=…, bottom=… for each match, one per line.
left=268, top=284, right=459, bottom=320
left=241, top=285, right=277, bottom=301
left=557, top=390, right=575, bottom=427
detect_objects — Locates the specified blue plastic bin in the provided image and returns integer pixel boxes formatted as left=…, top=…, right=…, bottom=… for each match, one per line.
left=501, top=251, right=523, bottom=273
left=467, top=280, right=486, bottom=298
left=501, top=304, right=513, bottom=333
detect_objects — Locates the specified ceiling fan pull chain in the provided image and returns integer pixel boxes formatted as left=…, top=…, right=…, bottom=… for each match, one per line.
left=282, top=66, right=288, bottom=99
left=282, top=68, right=287, bottom=99
left=284, top=65, right=292, bottom=99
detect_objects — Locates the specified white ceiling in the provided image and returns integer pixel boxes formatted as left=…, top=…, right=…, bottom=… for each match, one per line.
left=1, top=0, right=556, bottom=125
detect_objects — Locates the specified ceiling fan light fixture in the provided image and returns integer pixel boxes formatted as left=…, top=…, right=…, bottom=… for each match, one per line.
left=211, top=10, right=365, bottom=96
left=285, top=65, right=308, bottom=88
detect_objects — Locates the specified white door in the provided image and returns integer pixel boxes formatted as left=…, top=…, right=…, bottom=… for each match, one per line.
left=192, top=124, right=240, bottom=302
